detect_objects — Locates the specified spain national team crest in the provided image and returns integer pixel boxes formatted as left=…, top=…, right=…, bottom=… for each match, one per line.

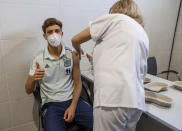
left=63, top=57, right=72, bottom=75
left=63, top=58, right=71, bottom=67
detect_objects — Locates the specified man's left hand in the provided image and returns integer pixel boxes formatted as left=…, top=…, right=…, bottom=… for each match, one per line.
left=64, top=105, right=76, bottom=122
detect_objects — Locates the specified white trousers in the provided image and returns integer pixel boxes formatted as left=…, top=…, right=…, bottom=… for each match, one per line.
left=93, top=107, right=142, bottom=131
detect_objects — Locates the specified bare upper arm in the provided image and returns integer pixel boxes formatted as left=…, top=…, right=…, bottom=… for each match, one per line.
left=72, top=51, right=81, bottom=82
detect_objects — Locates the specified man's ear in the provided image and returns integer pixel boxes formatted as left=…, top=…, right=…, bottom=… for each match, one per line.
left=43, top=34, right=47, bottom=40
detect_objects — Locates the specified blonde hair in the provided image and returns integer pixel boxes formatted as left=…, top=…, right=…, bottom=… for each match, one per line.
left=109, top=0, right=144, bottom=27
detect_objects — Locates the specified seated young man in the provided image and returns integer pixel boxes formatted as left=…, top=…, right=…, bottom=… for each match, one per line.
left=25, top=18, right=93, bottom=131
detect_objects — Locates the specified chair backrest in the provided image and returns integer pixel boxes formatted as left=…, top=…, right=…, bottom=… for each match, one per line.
left=147, top=56, right=157, bottom=75
left=80, top=78, right=93, bottom=106
left=33, top=83, right=41, bottom=104
left=33, top=83, right=43, bottom=130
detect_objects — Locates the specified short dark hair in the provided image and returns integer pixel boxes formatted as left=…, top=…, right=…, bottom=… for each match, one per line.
left=42, top=18, right=63, bottom=33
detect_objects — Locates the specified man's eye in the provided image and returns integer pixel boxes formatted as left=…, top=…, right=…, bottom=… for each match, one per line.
left=47, top=30, right=53, bottom=34
left=55, top=29, right=61, bottom=33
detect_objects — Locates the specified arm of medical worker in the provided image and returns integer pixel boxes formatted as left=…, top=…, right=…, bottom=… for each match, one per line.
left=64, top=51, right=82, bottom=122
left=25, top=62, right=45, bottom=94
left=72, top=27, right=91, bottom=57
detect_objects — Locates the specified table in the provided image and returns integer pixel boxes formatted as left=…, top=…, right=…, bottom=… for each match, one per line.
left=81, top=71, right=182, bottom=131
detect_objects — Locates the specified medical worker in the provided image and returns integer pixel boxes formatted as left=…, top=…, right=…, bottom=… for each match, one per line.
left=72, top=0, right=149, bottom=131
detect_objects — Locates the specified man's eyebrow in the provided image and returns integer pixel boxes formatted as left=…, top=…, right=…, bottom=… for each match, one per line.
left=46, top=28, right=61, bottom=33
left=48, top=28, right=60, bottom=31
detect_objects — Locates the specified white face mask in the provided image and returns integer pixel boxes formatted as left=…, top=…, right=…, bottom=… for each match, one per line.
left=47, top=33, right=62, bottom=47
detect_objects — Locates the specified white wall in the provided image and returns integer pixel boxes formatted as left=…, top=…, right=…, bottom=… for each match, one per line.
left=0, top=0, right=181, bottom=130
left=60, top=0, right=181, bottom=74
left=135, top=0, right=181, bottom=76
left=59, top=0, right=117, bottom=71
left=0, top=0, right=61, bottom=130
left=170, top=5, right=182, bottom=81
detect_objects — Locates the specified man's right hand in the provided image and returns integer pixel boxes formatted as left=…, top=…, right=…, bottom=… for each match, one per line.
left=33, top=62, right=45, bottom=82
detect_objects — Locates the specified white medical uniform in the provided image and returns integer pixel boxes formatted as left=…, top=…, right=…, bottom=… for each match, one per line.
left=89, top=14, right=149, bottom=131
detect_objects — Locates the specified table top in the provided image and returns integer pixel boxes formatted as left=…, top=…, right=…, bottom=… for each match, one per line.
left=81, top=71, right=182, bottom=131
